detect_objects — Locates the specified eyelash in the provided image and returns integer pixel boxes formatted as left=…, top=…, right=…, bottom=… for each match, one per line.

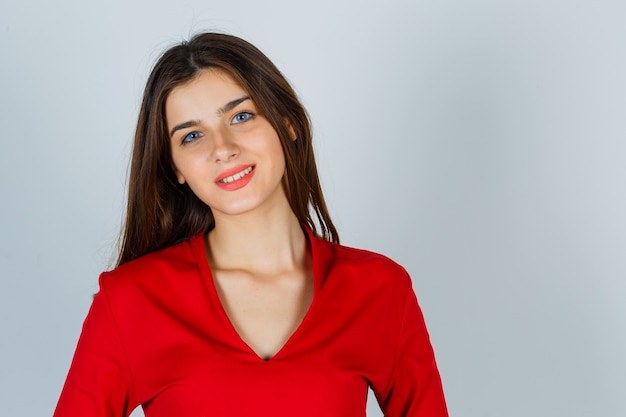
left=182, top=131, right=203, bottom=144
left=232, top=111, right=255, bottom=124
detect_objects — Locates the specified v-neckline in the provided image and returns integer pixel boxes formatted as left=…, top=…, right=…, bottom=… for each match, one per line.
left=193, top=227, right=319, bottom=362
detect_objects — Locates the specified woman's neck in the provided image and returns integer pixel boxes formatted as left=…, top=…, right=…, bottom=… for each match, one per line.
left=207, top=208, right=308, bottom=276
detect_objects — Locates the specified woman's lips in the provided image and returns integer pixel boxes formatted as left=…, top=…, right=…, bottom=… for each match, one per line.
left=215, top=165, right=256, bottom=191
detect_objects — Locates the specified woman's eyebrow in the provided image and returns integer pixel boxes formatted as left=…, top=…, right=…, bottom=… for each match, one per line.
left=217, top=95, right=251, bottom=115
left=170, top=120, right=201, bottom=138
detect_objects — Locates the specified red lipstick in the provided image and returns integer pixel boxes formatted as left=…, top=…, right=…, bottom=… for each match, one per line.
left=215, top=164, right=256, bottom=191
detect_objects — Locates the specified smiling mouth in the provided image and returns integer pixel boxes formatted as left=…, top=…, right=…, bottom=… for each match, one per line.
left=218, top=166, right=255, bottom=184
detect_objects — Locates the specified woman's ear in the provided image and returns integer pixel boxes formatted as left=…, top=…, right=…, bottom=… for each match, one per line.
left=284, top=119, right=297, bottom=141
left=174, top=168, right=186, bottom=185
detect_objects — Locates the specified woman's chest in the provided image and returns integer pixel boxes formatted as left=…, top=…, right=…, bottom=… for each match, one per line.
left=114, top=267, right=400, bottom=415
left=121, top=296, right=389, bottom=416
left=140, top=353, right=369, bottom=417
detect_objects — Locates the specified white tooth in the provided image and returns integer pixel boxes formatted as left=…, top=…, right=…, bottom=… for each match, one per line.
left=220, top=167, right=253, bottom=184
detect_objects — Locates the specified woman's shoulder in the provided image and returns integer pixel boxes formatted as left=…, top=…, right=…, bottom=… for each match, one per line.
left=320, top=235, right=406, bottom=268
left=99, top=234, right=204, bottom=294
left=313, top=235, right=412, bottom=291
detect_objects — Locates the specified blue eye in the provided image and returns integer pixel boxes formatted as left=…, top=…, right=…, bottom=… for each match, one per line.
left=232, top=112, right=253, bottom=124
left=182, top=131, right=203, bottom=144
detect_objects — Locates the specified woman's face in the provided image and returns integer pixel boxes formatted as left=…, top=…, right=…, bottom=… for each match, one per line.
left=166, top=69, right=289, bottom=220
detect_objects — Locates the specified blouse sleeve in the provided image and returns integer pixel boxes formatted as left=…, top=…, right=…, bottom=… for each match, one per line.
left=53, top=276, right=138, bottom=417
left=374, top=282, right=449, bottom=416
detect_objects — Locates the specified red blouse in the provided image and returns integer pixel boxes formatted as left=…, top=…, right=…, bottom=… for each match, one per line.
left=54, top=228, right=448, bottom=416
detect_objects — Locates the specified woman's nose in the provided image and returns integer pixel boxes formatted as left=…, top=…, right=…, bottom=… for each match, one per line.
left=211, top=130, right=239, bottom=163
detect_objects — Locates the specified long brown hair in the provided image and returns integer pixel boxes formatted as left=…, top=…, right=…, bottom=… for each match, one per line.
left=116, top=32, right=338, bottom=266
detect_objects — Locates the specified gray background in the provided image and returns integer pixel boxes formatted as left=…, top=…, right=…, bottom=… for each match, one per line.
left=1, top=0, right=625, bottom=416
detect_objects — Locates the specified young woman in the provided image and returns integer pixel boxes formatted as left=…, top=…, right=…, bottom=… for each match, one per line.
left=54, top=32, right=448, bottom=417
